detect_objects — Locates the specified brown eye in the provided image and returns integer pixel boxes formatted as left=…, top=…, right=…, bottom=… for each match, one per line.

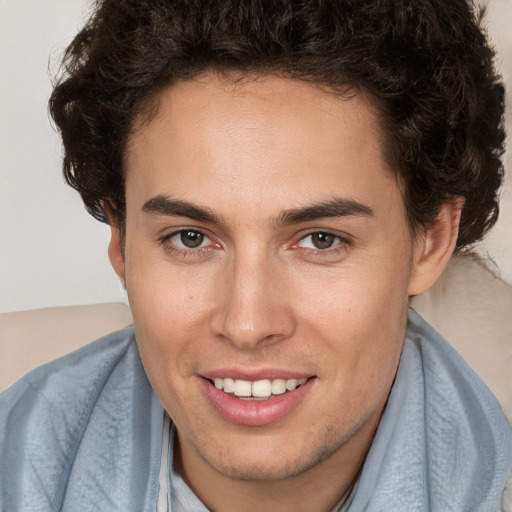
left=180, top=230, right=205, bottom=248
left=310, top=232, right=336, bottom=249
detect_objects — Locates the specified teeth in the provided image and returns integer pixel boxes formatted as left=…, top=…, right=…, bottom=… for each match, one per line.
left=233, top=380, right=252, bottom=397
left=252, top=379, right=272, bottom=397
left=212, top=377, right=308, bottom=398
left=286, top=378, right=297, bottom=391
left=223, top=378, right=235, bottom=393
left=271, top=379, right=286, bottom=395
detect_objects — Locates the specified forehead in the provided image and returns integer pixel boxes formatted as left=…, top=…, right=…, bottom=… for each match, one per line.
left=124, top=73, right=398, bottom=217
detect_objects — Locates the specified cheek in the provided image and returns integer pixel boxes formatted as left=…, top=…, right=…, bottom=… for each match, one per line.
left=292, top=250, right=411, bottom=379
left=123, top=249, right=218, bottom=378
left=127, top=246, right=214, bottom=323
left=296, top=254, right=410, bottom=330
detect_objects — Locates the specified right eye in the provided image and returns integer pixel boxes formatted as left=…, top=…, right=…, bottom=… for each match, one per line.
left=164, top=229, right=212, bottom=250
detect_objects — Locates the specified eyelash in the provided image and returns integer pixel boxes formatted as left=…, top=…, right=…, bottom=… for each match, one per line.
left=159, top=228, right=352, bottom=259
left=293, top=231, right=352, bottom=258
left=159, top=228, right=218, bottom=257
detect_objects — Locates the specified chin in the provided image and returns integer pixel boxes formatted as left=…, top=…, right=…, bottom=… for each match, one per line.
left=192, top=425, right=351, bottom=482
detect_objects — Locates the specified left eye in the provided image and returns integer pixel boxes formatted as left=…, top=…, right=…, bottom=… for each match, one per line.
left=298, top=232, right=341, bottom=250
left=169, top=229, right=210, bottom=249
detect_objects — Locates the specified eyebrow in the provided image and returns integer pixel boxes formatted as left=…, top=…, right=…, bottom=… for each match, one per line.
left=274, top=198, right=374, bottom=225
left=142, top=195, right=221, bottom=223
left=142, top=194, right=374, bottom=226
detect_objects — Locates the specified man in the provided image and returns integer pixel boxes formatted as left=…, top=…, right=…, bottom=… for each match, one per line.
left=1, top=0, right=511, bottom=510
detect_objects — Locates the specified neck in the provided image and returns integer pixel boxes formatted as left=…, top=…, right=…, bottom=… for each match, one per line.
left=173, top=419, right=377, bottom=512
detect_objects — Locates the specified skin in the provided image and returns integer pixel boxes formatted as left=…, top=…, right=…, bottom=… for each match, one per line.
left=108, top=73, right=461, bottom=512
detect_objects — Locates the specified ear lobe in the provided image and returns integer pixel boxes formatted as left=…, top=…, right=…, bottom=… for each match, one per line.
left=408, top=199, right=463, bottom=296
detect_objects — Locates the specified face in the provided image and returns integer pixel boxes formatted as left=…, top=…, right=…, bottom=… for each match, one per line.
left=115, top=74, right=419, bottom=482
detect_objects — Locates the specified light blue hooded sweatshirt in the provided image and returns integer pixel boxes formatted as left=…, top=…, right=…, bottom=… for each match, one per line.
left=1, top=310, right=510, bottom=511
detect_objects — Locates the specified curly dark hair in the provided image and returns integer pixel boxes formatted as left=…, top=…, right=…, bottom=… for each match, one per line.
left=49, top=0, right=506, bottom=250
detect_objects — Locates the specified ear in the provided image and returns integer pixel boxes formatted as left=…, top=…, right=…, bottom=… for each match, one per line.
left=408, top=199, right=463, bottom=296
left=104, top=207, right=126, bottom=287
left=108, top=223, right=126, bottom=287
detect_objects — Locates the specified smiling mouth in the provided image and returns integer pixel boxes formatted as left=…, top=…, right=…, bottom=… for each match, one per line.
left=208, top=377, right=309, bottom=400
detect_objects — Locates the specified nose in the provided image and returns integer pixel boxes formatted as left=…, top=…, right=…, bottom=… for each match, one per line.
left=210, top=255, right=296, bottom=350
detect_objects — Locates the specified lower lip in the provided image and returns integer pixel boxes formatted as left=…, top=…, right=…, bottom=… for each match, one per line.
left=199, top=377, right=315, bottom=426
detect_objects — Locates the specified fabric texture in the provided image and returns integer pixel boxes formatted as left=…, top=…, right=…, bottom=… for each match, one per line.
left=0, top=311, right=510, bottom=511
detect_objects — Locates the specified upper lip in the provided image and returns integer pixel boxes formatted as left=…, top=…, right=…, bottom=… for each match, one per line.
left=200, top=368, right=314, bottom=381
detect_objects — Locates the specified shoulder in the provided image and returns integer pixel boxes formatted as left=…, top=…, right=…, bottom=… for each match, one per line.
left=353, top=311, right=512, bottom=511
left=405, top=309, right=511, bottom=448
left=407, top=310, right=512, bottom=509
left=0, top=327, right=138, bottom=509
left=406, top=308, right=510, bottom=425
left=0, top=326, right=136, bottom=411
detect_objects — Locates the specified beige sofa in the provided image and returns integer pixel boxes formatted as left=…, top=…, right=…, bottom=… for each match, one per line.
left=1, top=255, right=511, bottom=424
left=0, top=303, right=133, bottom=393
